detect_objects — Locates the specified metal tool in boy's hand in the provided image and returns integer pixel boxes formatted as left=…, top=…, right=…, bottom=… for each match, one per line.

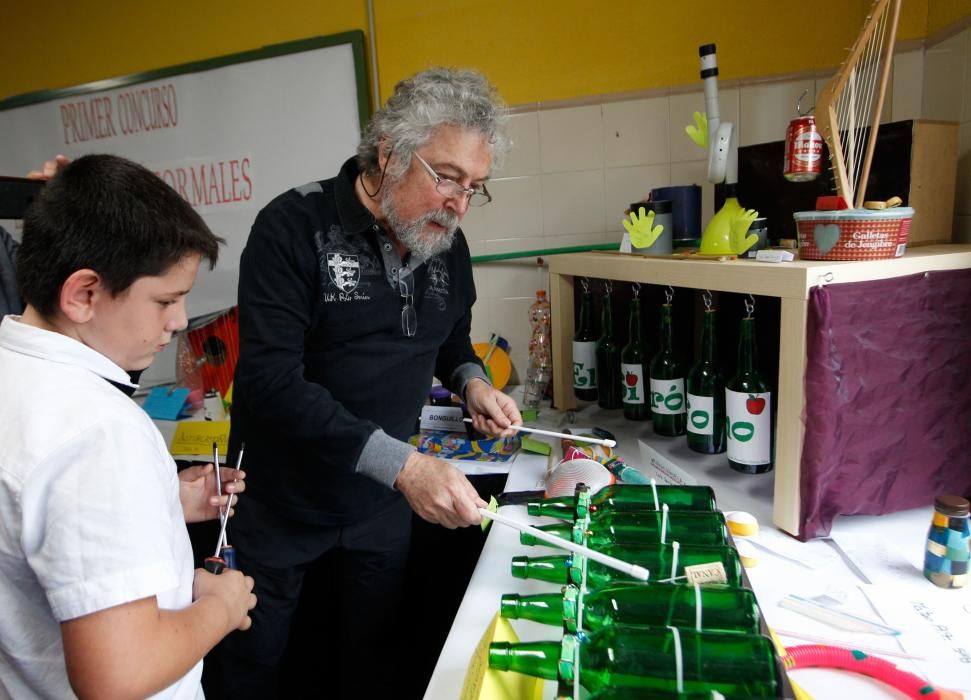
left=622, top=207, right=665, bottom=249
left=205, top=443, right=242, bottom=575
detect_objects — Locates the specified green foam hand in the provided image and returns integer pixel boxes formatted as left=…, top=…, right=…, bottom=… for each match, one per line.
left=622, top=206, right=665, bottom=249
left=730, top=207, right=760, bottom=254
left=685, top=111, right=708, bottom=149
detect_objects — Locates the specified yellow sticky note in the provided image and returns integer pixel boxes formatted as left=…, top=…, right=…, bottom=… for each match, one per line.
left=170, top=420, right=230, bottom=456
left=461, top=612, right=543, bottom=700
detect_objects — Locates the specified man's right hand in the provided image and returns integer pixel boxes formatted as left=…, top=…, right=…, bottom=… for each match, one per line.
left=193, top=567, right=257, bottom=633
left=394, top=451, right=487, bottom=529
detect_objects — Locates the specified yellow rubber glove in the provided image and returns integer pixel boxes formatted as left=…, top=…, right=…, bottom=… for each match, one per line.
left=730, top=207, right=760, bottom=254
left=685, top=111, right=708, bottom=149
left=622, top=206, right=665, bottom=249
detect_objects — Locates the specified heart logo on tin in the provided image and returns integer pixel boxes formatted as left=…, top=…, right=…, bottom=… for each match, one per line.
left=813, top=224, right=840, bottom=255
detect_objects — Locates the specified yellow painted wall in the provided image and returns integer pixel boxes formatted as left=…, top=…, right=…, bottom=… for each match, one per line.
left=2, top=1, right=970, bottom=107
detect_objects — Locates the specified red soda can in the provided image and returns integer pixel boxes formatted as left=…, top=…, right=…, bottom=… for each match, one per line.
left=784, top=116, right=823, bottom=182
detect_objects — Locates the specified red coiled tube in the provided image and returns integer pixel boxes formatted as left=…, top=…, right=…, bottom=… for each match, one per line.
left=783, top=644, right=941, bottom=700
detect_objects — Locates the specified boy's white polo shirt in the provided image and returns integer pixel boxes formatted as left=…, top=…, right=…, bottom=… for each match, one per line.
left=0, top=317, right=202, bottom=700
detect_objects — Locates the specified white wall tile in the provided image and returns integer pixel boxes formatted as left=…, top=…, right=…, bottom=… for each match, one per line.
left=668, top=88, right=712, bottom=163
left=603, top=96, right=670, bottom=167
left=478, top=259, right=546, bottom=300
left=541, top=170, right=605, bottom=236
left=498, top=112, right=541, bottom=177
left=538, top=104, right=604, bottom=173
left=892, top=49, right=924, bottom=122
left=923, top=29, right=967, bottom=122
left=604, top=164, right=671, bottom=233
left=482, top=176, right=544, bottom=240
left=459, top=202, right=490, bottom=244
left=739, top=80, right=815, bottom=146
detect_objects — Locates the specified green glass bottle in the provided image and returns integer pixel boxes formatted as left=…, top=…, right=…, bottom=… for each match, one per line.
left=596, top=287, right=622, bottom=409
left=511, top=543, right=743, bottom=588
left=726, top=316, right=773, bottom=474
left=621, top=295, right=649, bottom=421
left=686, top=307, right=727, bottom=454
left=573, top=282, right=599, bottom=402
left=649, top=303, right=686, bottom=436
left=519, top=510, right=730, bottom=548
left=489, top=626, right=783, bottom=696
left=501, top=583, right=762, bottom=635
left=527, top=483, right=717, bottom=521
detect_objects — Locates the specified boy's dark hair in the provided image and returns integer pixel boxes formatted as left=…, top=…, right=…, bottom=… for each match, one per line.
left=17, top=154, right=224, bottom=317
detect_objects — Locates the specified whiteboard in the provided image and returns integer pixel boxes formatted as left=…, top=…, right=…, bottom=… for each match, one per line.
left=0, top=32, right=369, bottom=320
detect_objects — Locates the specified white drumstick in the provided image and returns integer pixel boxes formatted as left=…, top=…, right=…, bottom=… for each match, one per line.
left=462, top=418, right=616, bottom=448
left=479, top=508, right=649, bottom=581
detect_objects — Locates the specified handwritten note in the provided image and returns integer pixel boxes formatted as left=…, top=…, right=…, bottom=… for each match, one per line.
left=170, top=420, right=229, bottom=457
left=860, top=583, right=971, bottom=690
left=638, top=440, right=698, bottom=486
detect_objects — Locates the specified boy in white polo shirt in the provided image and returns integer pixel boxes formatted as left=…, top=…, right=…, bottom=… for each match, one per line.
left=0, top=154, right=257, bottom=699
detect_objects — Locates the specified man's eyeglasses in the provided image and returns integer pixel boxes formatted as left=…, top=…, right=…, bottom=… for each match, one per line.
left=397, top=274, right=417, bottom=338
left=413, top=152, right=492, bottom=207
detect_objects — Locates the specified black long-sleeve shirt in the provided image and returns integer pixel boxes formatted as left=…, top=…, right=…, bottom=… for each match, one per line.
left=230, top=158, right=487, bottom=525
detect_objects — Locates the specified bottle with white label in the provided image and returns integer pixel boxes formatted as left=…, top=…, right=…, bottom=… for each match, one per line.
left=726, top=315, right=773, bottom=473
left=620, top=294, right=648, bottom=421
left=687, top=306, right=726, bottom=453
left=649, top=301, right=686, bottom=436
left=572, top=280, right=598, bottom=402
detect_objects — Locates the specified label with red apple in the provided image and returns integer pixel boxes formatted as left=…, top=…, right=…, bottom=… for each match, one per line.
left=621, top=363, right=645, bottom=404
left=686, top=393, right=714, bottom=435
left=725, top=389, right=771, bottom=465
left=572, top=341, right=598, bottom=389
left=650, top=378, right=685, bottom=415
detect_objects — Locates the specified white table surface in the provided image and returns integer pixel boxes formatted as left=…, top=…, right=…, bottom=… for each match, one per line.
left=422, top=402, right=971, bottom=700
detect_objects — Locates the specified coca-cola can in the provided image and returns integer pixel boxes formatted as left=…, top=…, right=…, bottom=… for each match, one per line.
left=784, top=116, right=823, bottom=182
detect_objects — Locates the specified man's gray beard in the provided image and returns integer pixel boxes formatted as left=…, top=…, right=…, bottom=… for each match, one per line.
left=381, top=185, right=459, bottom=260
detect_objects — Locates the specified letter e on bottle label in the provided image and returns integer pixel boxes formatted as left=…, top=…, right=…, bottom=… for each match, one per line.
left=684, top=561, right=728, bottom=585
left=726, top=389, right=771, bottom=465
left=621, top=363, right=645, bottom=404
left=686, top=393, right=713, bottom=435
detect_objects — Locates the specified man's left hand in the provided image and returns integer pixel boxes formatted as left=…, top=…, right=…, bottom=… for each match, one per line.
left=464, top=378, right=521, bottom=438
left=178, top=463, right=246, bottom=524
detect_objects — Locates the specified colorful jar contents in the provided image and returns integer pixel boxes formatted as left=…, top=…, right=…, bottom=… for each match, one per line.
left=923, top=494, right=970, bottom=589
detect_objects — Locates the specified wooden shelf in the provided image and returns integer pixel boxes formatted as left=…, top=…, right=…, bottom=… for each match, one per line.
left=547, top=244, right=971, bottom=536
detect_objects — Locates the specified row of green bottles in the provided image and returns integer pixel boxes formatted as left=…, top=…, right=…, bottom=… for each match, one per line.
left=488, top=626, right=783, bottom=696
left=501, top=583, right=762, bottom=635
left=572, top=283, right=774, bottom=473
left=527, top=483, right=717, bottom=521
left=519, top=510, right=730, bottom=548
left=511, top=543, right=743, bottom=588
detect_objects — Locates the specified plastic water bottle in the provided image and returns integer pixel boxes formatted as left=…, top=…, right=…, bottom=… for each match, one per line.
left=523, top=290, right=552, bottom=407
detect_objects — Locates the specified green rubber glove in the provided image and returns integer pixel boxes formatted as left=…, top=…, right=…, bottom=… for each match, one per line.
left=730, top=207, right=760, bottom=254
left=622, top=206, right=665, bottom=249
left=685, top=111, right=708, bottom=149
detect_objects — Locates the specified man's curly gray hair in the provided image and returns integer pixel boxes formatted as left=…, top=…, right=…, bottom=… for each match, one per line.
left=356, top=67, right=509, bottom=179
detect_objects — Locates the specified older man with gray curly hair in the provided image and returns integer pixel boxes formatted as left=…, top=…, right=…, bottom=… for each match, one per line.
left=218, top=67, right=521, bottom=699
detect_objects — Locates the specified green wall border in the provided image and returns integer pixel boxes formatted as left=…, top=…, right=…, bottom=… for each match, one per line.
left=0, top=30, right=371, bottom=130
